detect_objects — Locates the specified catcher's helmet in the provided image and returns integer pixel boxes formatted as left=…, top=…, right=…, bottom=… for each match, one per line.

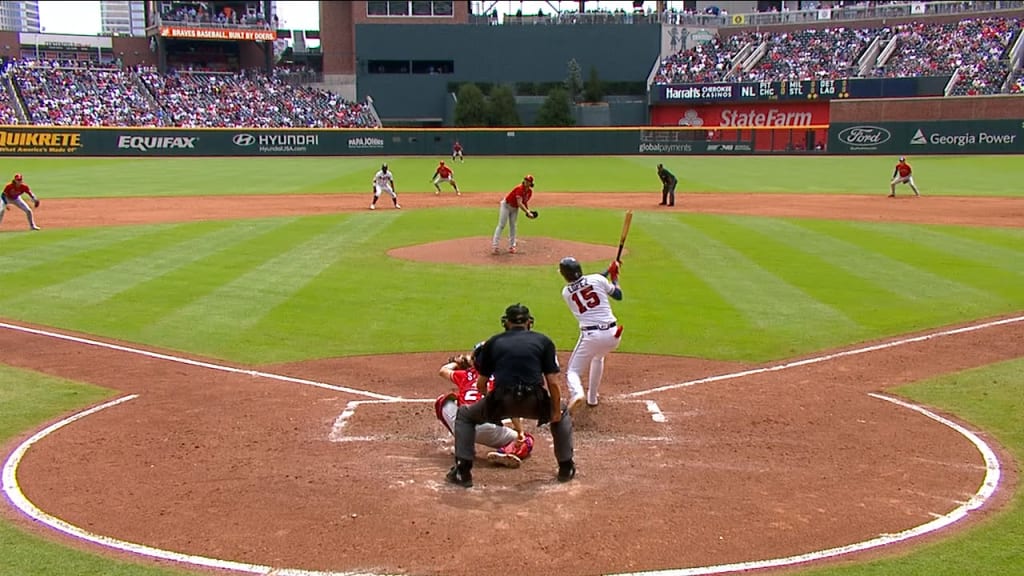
left=559, top=257, right=583, bottom=282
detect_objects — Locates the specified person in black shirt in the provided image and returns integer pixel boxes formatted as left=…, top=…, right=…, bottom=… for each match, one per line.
left=447, top=303, right=575, bottom=487
left=657, top=163, right=677, bottom=206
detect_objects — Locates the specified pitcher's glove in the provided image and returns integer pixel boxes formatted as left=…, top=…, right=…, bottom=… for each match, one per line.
left=527, top=210, right=538, bottom=219
left=34, top=199, right=40, bottom=208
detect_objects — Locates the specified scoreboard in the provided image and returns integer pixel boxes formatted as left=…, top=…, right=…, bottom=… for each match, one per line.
left=652, top=76, right=950, bottom=104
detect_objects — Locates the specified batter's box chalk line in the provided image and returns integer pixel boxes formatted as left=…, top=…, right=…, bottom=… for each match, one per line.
left=328, top=398, right=667, bottom=443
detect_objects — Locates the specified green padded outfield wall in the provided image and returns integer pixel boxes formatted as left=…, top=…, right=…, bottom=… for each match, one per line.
left=828, top=120, right=1024, bottom=154
left=0, top=126, right=714, bottom=156
left=354, top=24, right=661, bottom=122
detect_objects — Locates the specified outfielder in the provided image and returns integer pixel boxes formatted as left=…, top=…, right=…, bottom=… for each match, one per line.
left=559, top=256, right=623, bottom=413
left=1, top=173, right=41, bottom=231
left=370, top=163, right=400, bottom=210
left=889, top=156, right=921, bottom=197
left=436, top=346, right=534, bottom=468
left=432, top=160, right=460, bottom=196
left=452, top=140, right=464, bottom=162
left=492, top=174, right=536, bottom=254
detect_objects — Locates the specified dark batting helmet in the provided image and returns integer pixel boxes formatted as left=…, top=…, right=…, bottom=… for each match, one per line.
left=559, top=256, right=583, bottom=282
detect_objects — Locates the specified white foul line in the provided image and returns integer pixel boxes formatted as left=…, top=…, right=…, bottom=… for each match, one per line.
left=607, top=393, right=1002, bottom=576
left=0, top=322, right=401, bottom=401
left=625, top=315, right=1024, bottom=397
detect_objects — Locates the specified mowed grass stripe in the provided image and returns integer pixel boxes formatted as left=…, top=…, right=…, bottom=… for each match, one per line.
left=12, top=221, right=292, bottom=310
left=645, top=213, right=857, bottom=336
left=148, top=213, right=395, bottom=345
left=0, top=227, right=154, bottom=275
left=867, top=225, right=1024, bottom=281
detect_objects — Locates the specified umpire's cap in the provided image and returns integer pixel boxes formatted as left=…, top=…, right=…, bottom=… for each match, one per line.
left=502, top=303, right=533, bottom=325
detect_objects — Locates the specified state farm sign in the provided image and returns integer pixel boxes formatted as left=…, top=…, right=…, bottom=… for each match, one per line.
left=651, top=101, right=829, bottom=128
left=159, top=26, right=276, bottom=41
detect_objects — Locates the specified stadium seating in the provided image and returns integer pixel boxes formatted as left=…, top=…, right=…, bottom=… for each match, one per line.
left=2, top=59, right=378, bottom=128
left=653, top=15, right=1023, bottom=95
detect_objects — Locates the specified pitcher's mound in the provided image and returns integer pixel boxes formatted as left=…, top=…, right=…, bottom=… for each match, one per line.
left=388, top=236, right=624, bottom=265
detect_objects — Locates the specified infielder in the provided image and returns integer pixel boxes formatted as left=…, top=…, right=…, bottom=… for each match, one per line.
left=559, top=256, right=623, bottom=413
left=492, top=175, right=536, bottom=254
left=889, top=156, right=921, bottom=197
left=1, top=173, right=41, bottom=231
left=432, top=160, right=460, bottom=196
left=436, top=347, right=534, bottom=468
left=370, top=163, right=400, bottom=210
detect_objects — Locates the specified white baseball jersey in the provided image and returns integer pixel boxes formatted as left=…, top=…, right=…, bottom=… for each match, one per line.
left=373, top=170, right=394, bottom=188
left=561, top=273, right=618, bottom=328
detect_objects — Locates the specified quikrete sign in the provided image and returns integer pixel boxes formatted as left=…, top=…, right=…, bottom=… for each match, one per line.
left=0, top=131, right=82, bottom=153
left=158, top=26, right=275, bottom=41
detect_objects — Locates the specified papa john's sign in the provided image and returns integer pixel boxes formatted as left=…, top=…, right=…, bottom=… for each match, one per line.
left=159, top=26, right=276, bottom=42
left=650, top=101, right=830, bottom=128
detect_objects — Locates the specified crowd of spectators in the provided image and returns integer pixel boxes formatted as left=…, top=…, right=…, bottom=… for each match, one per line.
left=0, top=58, right=377, bottom=128
left=0, top=60, right=21, bottom=124
left=157, top=3, right=276, bottom=29
left=653, top=15, right=1023, bottom=95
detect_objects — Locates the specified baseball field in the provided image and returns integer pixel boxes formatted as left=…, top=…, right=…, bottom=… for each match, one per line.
left=0, top=154, right=1022, bottom=576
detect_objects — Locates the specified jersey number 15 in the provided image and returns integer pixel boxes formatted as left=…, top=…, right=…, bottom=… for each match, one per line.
left=570, top=286, right=601, bottom=313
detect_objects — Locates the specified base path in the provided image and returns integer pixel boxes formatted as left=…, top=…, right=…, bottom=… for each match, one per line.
left=1, top=192, right=1021, bottom=576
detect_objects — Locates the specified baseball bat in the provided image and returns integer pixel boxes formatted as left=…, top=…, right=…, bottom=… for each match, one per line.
left=615, top=210, right=633, bottom=261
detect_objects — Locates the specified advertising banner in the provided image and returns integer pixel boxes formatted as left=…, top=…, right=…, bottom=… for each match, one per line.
left=158, top=26, right=276, bottom=42
left=650, top=101, right=830, bottom=128
left=828, top=120, right=1024, bottom=154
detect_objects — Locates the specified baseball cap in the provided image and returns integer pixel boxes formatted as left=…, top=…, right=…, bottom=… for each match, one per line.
left=899, top=156, right=906, bottom=162
left=524, top=174, right=534, bottom=185
left=503, top=303, right=533, bottom=324
left=13, top=173, right=22, bottom=181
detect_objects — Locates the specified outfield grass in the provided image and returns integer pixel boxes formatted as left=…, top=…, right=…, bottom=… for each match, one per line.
left=0, top=155, right=1022, bottom=198
left=1, top=154, right=1022, bottom=575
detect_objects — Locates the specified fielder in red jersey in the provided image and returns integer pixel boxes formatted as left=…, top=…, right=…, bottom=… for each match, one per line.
left=889, top=156, right=921, bottom=197
left=1, top=173, right=41, bottom=230
left=432, top=160, right=460, bottom=195
left=492, top=174, right=536, bottom=254
left=436, top=349, right=534, bottom=467
left=451, top=140, right=464, bottom=162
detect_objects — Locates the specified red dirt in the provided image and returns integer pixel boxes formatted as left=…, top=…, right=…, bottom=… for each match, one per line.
left=1, top=191, right=1021, bottom=576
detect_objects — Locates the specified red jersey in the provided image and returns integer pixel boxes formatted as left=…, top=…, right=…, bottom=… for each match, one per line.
left=504, top=184, right=532, bottom=208
left=435, top=164, right=453, bottom=178
left=3, top=182, right=32, bottom=200
left=448, top=368, right=494, bottom=406
left=453, top=142, right=462, bottom=152
left=895, top=161, right=912, bottom=178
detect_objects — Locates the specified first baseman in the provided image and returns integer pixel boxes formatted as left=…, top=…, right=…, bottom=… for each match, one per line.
left=1, top=173, right=41, bottom=231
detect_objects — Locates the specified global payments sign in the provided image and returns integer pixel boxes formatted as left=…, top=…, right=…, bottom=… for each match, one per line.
left=830, top=121, right=1024, bottom=154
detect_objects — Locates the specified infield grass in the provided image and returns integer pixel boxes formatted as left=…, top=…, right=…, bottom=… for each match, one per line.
left=1, top=154, right=1023, bottom=575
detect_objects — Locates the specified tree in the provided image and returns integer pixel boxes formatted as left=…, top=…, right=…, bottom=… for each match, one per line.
left=583, top=65, right=605, bottom=103
left=454, top=84, right=488, bottom=127
left=534, top=88, right=575, bottom=127
left=565, top=58, right=583, bottom=103
left=486, top=84, right=520, bottom=127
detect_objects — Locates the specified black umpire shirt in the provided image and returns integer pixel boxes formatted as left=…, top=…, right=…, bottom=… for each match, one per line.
left=476, top=328, right=560, bottom=390
left=659, top=167, right=677, bottom=186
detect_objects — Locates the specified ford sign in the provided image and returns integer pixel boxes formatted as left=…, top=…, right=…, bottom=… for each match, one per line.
left=837, top=125, right=892, bottom=148
left=232, top=133, right=256, bottom=147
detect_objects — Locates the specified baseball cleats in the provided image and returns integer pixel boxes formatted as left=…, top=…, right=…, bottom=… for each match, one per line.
left=395, top=203, right=401, bottom=209
left=435, top=189, right=440, bottom=196
left=446, top=463, right=473, bottom=488
left=492, top=247, right=500, bottom=255
left=509, top=246, right=517, bottom=254
left=370, top=203, right=376, bottom=210
left=567, top=393, right=585, bottom=415
left=557, top=460, right=576, bottom=483
left=486, top=451, right=522, bottom=469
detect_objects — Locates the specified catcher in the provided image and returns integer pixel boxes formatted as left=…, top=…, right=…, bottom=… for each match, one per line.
left=436, top=345, right=534, bottom=468
left=1, top=173, right=41, bottom=231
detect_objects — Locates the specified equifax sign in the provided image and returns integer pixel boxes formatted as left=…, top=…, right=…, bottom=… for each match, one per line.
left=159, top=26, right=276, bottom=41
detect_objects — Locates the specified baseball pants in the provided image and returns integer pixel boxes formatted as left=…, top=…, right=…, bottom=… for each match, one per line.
left=455, top=385, right=573, bottom=465
left=492, top=200, right=520, bottom=250
left=0, top=196, right=37, bottom=229
left=374, top=184, right=397, bottom=199
left=662, top=183, right=676, bottom=205
left=567, top=326, right=622, bottom=405
left=438, top=397, right=518, bottom=449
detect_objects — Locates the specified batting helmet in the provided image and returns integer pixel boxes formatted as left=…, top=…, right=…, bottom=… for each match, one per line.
left=559, top=257, right=583, bottom=282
